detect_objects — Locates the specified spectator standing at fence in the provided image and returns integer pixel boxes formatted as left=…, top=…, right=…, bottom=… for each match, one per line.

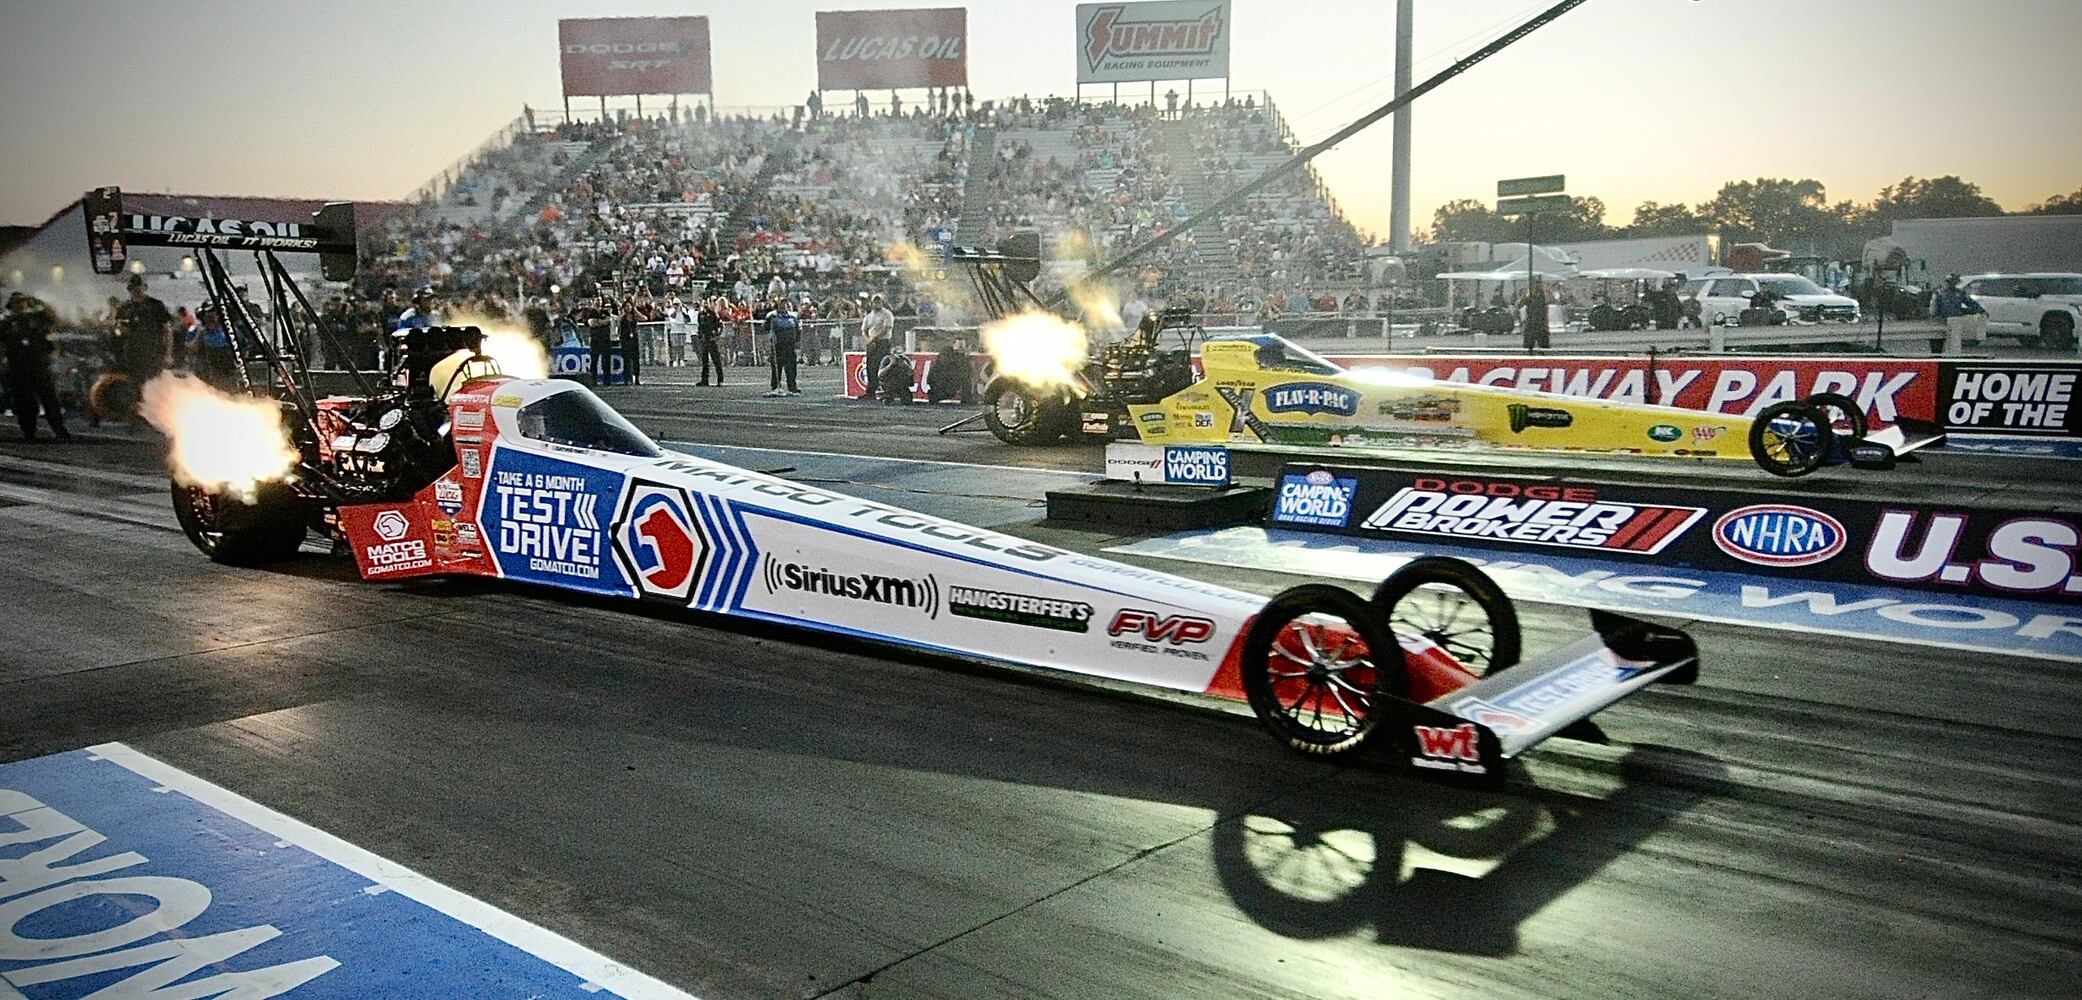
left=927, top=336, right=974, bottom=404
left=584, top=297, right=614, bottom=386
left=185, top=303, right=238, bottom=389
left=764, top=299, right=801, bottom=397
left=798, top=297, right=821, bottom=366
left=1520, top=279, right=1551, bottom=350
left=618, top=298, right=644, bottom=385
left=696, top=296, right=726, bottom=385
left=1928, top=274, right=1982, bottom=318
left=808, top=90, right=823, bottom=120
left=665, top=295, right=692, bottom=367
left=855, top=91, right=870, bottom=118
left=861, top=293, right=894, bottom=400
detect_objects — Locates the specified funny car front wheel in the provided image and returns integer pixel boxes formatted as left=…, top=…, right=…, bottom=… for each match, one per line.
left=1241, top=585, right=1406, bottom=758
left=172, top=480, right=307, bottom=566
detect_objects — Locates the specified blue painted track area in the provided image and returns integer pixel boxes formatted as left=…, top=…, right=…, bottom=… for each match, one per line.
left=1111, top=527, right=2082, bottom=663
left=0, top=746, right=692, bottom=1000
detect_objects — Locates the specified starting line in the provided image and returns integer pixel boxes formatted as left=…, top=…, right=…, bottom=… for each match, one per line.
left=1108, top=527, right=2082, bottom=664
left=0, top=745, right=698, bottom=1000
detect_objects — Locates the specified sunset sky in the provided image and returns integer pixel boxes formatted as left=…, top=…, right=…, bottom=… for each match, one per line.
left=2, top=0, right=2076, bottom=239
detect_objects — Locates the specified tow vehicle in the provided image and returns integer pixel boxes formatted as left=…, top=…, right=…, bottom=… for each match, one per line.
left=98, top=194, right=1698, bottom=780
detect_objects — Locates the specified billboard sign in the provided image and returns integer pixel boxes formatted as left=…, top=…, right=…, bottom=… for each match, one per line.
left=1076, top=1, right=1231, bottom=84
left=816, top=8, right=968, bottom=90
left=559, top=16, right=713, bottom=97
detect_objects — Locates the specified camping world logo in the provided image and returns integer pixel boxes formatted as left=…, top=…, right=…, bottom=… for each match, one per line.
left=1083, top=4, right=1226, bottom=72
left=1712, top=504, right=1847, bottom=567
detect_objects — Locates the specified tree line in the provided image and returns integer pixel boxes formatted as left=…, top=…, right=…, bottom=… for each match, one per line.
left=1425, top=176, right=2082, bottom=258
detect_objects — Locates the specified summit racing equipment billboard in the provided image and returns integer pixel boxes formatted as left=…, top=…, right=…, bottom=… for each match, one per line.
left=816, top=8, right=968, bottom=91
left=1076, top=1, right=1232, bottom=84
left=1271, top=464, right=2082, bottom=606
left=559, top=16, right=713, bottom=96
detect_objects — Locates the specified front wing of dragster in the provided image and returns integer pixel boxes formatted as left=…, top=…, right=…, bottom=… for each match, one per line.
left=342, top=437, right=1272, bottom=698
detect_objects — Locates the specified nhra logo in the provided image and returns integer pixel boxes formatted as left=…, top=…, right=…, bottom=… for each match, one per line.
left=1713, top=504, right=1847, bottom=568
left=1359, top=477, right=1705, bottom=555
left=1264, top=382, right=1359, bottom=417
left=1083, top=5, right=1224, bottom=69
left=611, top=482, right=708, bottom=602
left=1270, top=469, right=1358, bottom=529
left=1163, top=446, right=1229, bottom=486
left=764, top=556, right=939, bottom=616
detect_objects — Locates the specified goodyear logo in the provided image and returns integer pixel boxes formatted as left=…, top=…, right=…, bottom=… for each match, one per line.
left=1712, top=504, right=1847, bottom=567
left=1271, top=469, right=1358, bottom=529
left=1264, top=382, right=1359, bottom=417
left=1163, top=446, right=1229, bottom=486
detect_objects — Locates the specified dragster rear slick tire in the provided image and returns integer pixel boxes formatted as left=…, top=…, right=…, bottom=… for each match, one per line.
left=982, top=377, right=1074, bottom=446
left=1240, top=584, right=1405, bottom=758
left=172, top=480, right=308, bottom=566
left=1370, top=557, right=1521, bottom=677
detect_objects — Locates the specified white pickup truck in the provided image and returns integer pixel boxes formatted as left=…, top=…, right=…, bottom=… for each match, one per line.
left=1960, top=273, right=2082, bottom=349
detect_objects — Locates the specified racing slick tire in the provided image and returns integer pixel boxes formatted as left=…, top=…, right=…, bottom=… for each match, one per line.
left=172, top=480, right=307, bottom=566
left=1802, top=391, right=1868, bottom=442
left=1748, top=400, right=1835, bottom=478
left=982, top=377, right=1073, bottom=445
left=1241, top=584, right=1406, bottom=759
left=1369, top=557, right=1521, bottom=677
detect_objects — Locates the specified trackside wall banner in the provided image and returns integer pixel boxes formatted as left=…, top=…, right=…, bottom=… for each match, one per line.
left=1325, top=354, right=2082, bottom=442
left=1076, top=1, right=1232, bottom=84
left=559, top=16, right=713, bottom=96
left=816, top=8, right=968, bottom=90
left=1270, top=464, right=2082, bottom=606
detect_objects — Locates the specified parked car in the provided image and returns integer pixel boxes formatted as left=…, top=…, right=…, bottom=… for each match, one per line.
left=1959, top=273, right=2082, bottom=349
left=1682, top=274, right=1862, bottom=326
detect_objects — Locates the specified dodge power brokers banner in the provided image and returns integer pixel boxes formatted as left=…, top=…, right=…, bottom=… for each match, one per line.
left=816, top=8, right=968, bottom=90
left=1269, top=464, right=2082, bottom=606
left=560, top=16, right=713, bottom=96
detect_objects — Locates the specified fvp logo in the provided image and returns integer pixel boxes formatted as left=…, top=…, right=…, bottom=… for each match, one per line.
left=1106, top=609, right=1213, bottom=645
left=610, top=482, right=707, bottom=602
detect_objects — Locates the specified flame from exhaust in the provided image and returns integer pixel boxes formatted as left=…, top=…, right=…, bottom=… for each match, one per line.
left=139, top=372, right=298, bottom=499
left=1066, top=278, right=1124, bottom=335
left=981, top=311, right=1088, bottom=393
left=448, top=315, right=550, bottom=379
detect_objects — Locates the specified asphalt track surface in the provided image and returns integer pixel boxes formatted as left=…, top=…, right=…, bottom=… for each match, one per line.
left=4, top=365, right=2080, bottom=999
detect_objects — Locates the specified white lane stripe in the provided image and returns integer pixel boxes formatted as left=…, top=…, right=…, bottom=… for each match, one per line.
left=85, top=742, right=701, bottom=1000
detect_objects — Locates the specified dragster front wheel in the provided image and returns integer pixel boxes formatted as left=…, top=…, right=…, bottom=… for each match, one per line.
left=1371, top=557, right=1521, bottom=677
left=172, top=480, right=307, bottom=566
left=1749, top=401, right=1835, bottom=478
left=982, top=377, right=1073, bottom=446
left=1241, top=585, right=1405, bottom=758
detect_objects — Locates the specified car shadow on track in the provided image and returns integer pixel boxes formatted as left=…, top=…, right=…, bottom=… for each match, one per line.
left=1211, top=748, right=1731, bottom=955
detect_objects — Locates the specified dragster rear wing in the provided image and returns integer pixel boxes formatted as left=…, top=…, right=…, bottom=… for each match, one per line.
left=1847, top=416, right=1945, bottom=471
left=84, top=186, right=359, bottom=281
left=1395, top=611, right=1698, bottom=778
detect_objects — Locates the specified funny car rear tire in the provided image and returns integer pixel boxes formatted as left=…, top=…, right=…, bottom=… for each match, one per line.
left=1370, top=557, right=1521, bottom=677
left=1241, top=584, right=1406, bottom=758
left=1748, top=400, right=1834, bottom=478
left=172, top=480, right=307, bottom=566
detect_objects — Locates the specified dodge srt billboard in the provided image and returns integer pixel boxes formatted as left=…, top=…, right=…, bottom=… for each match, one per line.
left=559, top=16, right=713, bottom=97
left=1077, top=1, right=1232, bottom=84
left=816, top=8, right=968, bottom=91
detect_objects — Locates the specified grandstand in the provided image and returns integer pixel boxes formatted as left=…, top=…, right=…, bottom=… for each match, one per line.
left=375, top=94, right=1384, bottom=323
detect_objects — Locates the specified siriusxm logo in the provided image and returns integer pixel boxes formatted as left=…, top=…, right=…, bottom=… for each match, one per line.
left=1164, top=446, right=1229, bottom=486
left=1712, top=504, right=1846, bottom=567
left=1264, top=382, right=1359, bottom=417
left=1271, top=469, right=1358, bottom=529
